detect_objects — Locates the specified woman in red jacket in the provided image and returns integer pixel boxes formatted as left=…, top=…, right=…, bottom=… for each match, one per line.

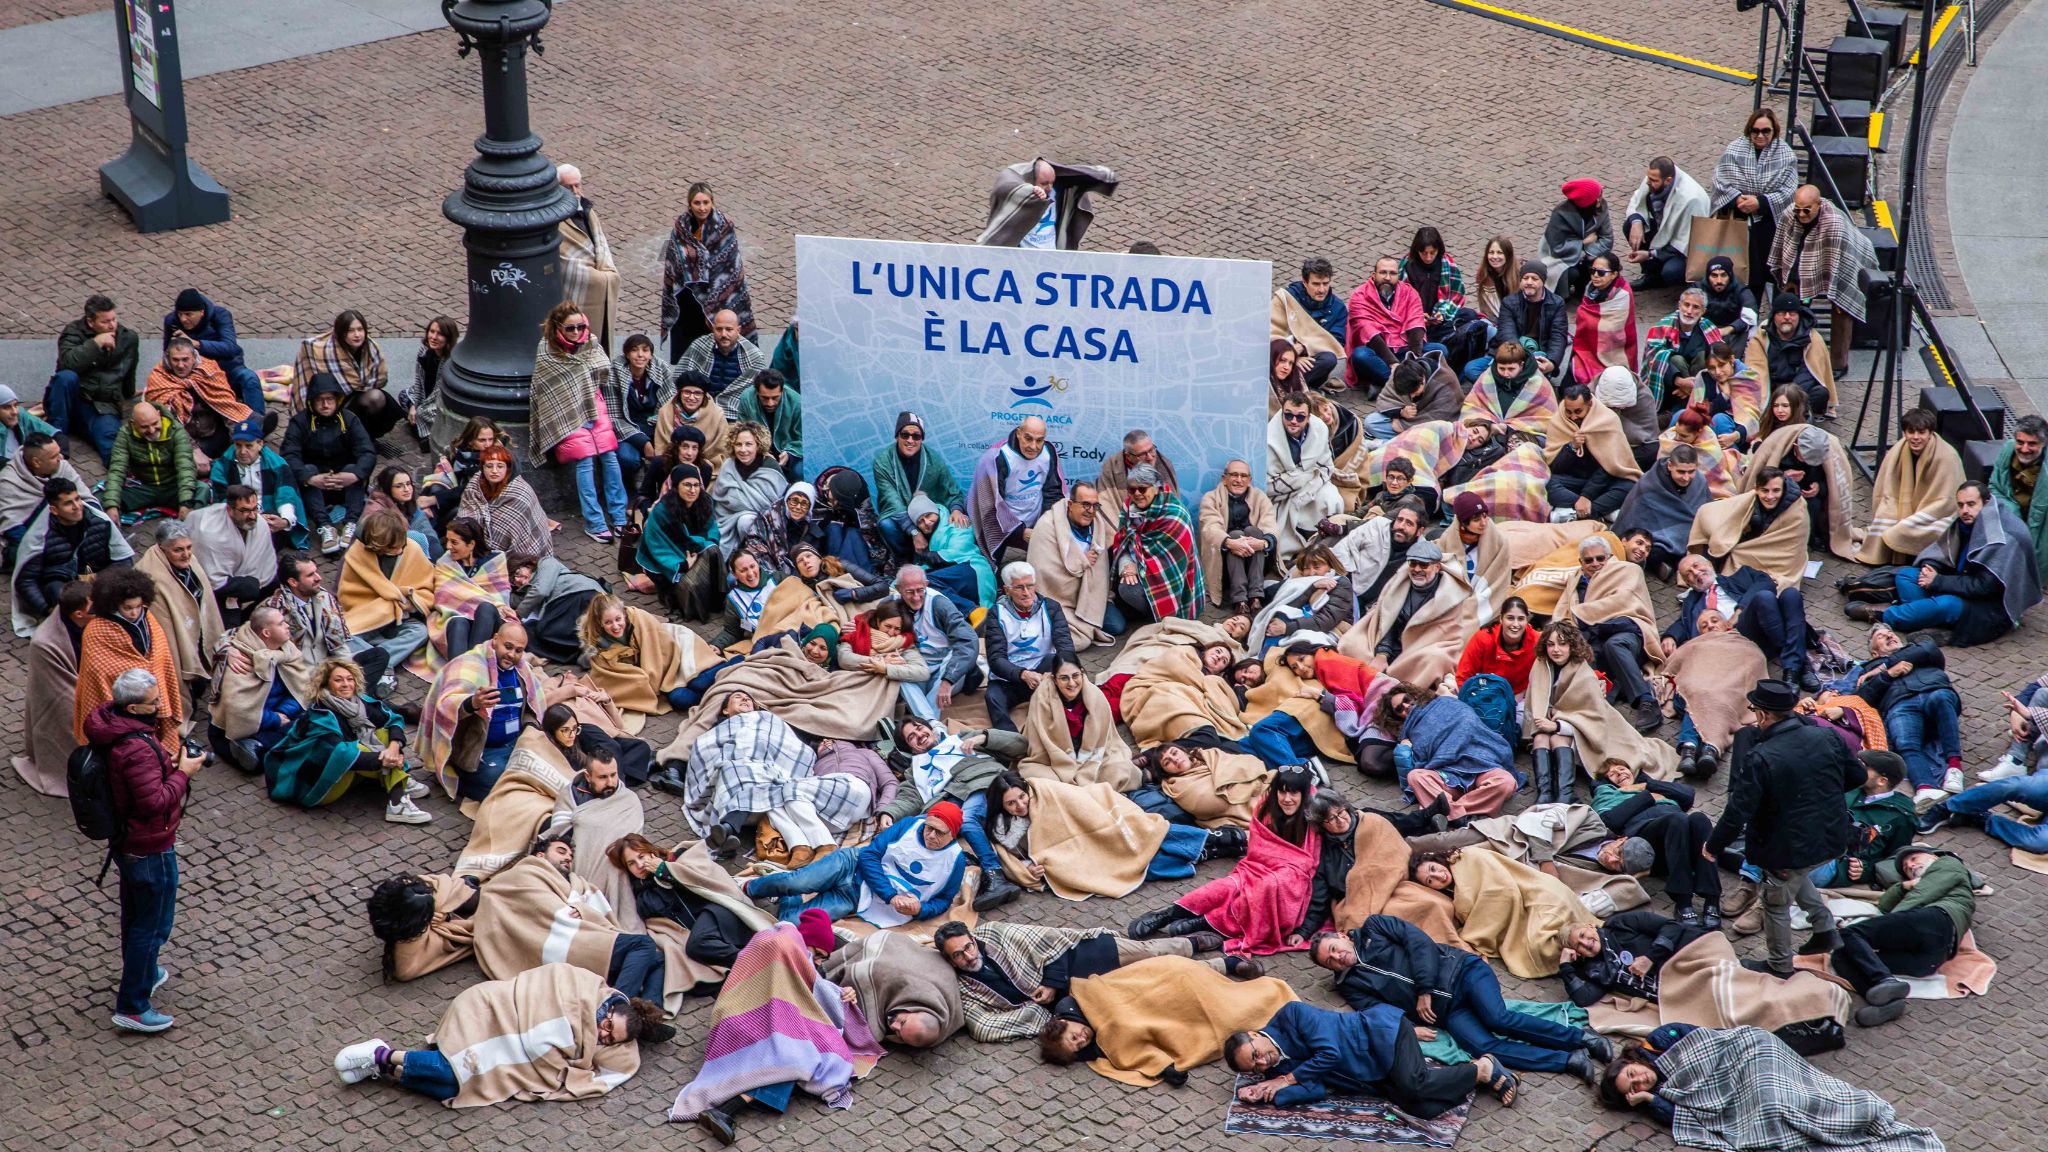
left=1455, top=596, right=1538, bottom=694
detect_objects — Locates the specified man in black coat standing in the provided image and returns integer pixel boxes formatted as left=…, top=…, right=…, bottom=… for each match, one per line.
left=1706, top=679, right=1864, bottom=975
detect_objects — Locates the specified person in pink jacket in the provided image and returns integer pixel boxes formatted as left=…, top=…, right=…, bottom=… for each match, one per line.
left=1344, top=256, right=1443, bottom=395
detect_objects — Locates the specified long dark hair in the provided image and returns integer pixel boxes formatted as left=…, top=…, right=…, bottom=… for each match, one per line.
left=1406, top=226, right=1446, bottom=268
left=983, top=769, right=1029, bottom=833
left=331, top=309, right=370, bottom=362
left=1598, top=1044, right=1663, bottom=1109
left=367, top=875, right=438, bottom=983
left=1257, top=770, right=1314, bottom=846
left=375, top=465, right=417, bottom=517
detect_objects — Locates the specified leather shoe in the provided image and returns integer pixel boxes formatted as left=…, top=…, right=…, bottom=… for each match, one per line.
left=1797, top=929, right=1843, bottom=955
left=1676, top=743, right=1699, bottom=777
left=1854, top=999, right=1907, bottom=1027
left=1701, top=906, right=1723, bottom=931
left=1864, top=977, right=1911, bottom=1007
left=1844, top=601, right=1886, bottom=624
left=1224, top=955, right=1265, bottom=980
left=1564, top=1049, right=1598, bottom=1085
left=1127, top=906, right=1183, bottom=939
left=974, top=871, right=1024, bottom=912
left=1740, top=959, right=1794, bottom=978
left=1631, top=700, right=1662, bottom=733
left=1186, top=930, right=1227, bottom=954
left=697, top=1106, right=737, bottom=1146
left=1796, top=666, right=1823, bottom=693
left=1580, top=1029, right=1614, bottom=1063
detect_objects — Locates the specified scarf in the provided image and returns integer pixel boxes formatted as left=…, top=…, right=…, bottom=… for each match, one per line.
left=281, top=590, right=342, bottom=661
left=996, top=595, right=1053, bottom=666
left=998, top=443, right=1050, bottom=525
left=1108, top=493, right=1202, bottom=621
left=320, top=690, right=372, bottom=738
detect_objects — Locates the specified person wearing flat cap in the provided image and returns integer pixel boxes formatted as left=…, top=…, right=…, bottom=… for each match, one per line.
left=1705, top=678, right=1864, bottom=976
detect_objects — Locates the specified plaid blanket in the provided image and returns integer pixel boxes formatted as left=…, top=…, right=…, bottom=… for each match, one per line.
left=668, top=925, right=883, bottom=1121
left=1570, top=281, right=1638, bottom=386
left=1399, top=252, right=1467, bottom=319
left=684, top=708, right=869, bottom=838
left=1109, top=492, right=1201, bottom=621
left=529, top=339, right=613, bottom=464
left=1363, top=420, right=1466, bottom=489
left=957, top=922, right=1107, bottom=1041
left=1643, top=315, right=1725, bottom=402
left=291, top=332, right=386, bottom=413
left=1461, top=368, right=1557, bottom=439
left=1657, top=1025, right=1943, bottom=1152
left=1769, top=199, right=1879, bottom=322
left=1444, top=443, right=1550, bottom=524
left=661, top=208, right=758, bottom=338
left=1710, top=137, right=1800, bottom=218
left=145, top=356, right=251, bottom=425
left=410, top=551, right=513, bottom=678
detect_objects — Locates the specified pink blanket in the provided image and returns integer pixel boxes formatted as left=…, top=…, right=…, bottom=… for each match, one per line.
left=1177, top=817, right=1318, bottom=955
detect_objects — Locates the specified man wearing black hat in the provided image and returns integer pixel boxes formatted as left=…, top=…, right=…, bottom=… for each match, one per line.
left=1750, top=296, right=1832, bottom=419
left=1705, top=679, right=1864, bottom=975
left=164, top=288, right=266, bottom=419
left=1494, top=262, right=1571, bottom=382
left=282, top=372, right=377, bottom=555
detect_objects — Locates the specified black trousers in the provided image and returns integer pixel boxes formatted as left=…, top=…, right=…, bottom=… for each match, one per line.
left=1218, top=533, right=1267, bottom=606
left=213, top=575, right=272, bottom=629
left=682, top=905, right=754, bottom=969
left=1378, top=1020, right=1477, bottom=1120
left=1589, top=623, right=1654, bottom=707
left=1830, top=907, right=1956, bottom=996
left=443, top=602, right=502, bottom=661
left=1632, top=808, right=1722, bottom=904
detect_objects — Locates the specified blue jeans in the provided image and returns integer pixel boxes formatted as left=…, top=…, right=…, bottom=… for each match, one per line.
left=1884, top=567, right=1965, bottom=633
left=1675, top=697, right=1701, bottom=749
left=1348, top=342, right=1448, bottom=392
left=45, top=370, right=121, bottom=462
left=398, top=1048, right=459, bottom=1101
left=1946, top=772, right=2048, bottom=851
left=955, top=791, right=1005, bottom=871
left=1242, top=712, right=1321, bottom=771
left=1128, top=784, right=1195, bottom=825
left=1460, top=354, right=1493, bottom=385
left=573, top=450, right=629, bottom=532
left=1441, top=955, right=1583, bottom=1072
left=1144, top=823, right=1209, bottom=881
left=1362, top=411, right=1400, bottom=441
left=353, top=619, right=428, bottom=677
left=616, top=432, right=648, bottom=477
left=746, top=848, right=862, bottom=922
left=226, top=363, right=266, bottom=415
left=879, top=513, right=915, bottom=563
left=609, top=934, right=666, bottom=1002
left=1886, top=691, right=1960, bottom=789
left=116, top=848, right=179, bottom=1016
left=459, top=741, right=516, bottom=801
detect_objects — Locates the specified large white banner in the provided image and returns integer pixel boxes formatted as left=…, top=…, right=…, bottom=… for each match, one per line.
left=794, top=236, right=1271, bottom=497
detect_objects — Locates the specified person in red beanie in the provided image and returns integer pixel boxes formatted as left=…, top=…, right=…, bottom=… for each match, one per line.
left=744, top=801, right=968, bottom=928
left=1538, top=178, right=1614, bottom=303
left=796, top=908, right=839, bottom=959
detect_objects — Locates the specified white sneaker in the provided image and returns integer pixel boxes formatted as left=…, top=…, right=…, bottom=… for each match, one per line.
left=1913, top=786, right=1949, bottom=809
left=385, top=796, right=433, bottom=824
left=402, top=778, right=431, bottom=800
left=334, top=1038, right=388, bottom=1084
left=376, top=673, right=400, bottom=697
left=318, top=525, right=342, bottom=555
left=1979, top=756, right=2026, bottom=782
left=1941, top=767, right=1967, bottom=794
left=339, top=521, right=359, bottom=549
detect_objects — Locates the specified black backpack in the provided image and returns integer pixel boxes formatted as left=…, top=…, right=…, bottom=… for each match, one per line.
left=67, top=732, right=147, bottom=884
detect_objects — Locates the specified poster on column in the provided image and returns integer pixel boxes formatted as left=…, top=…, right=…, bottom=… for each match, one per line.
left=793, top=236, right=1271, bottom=502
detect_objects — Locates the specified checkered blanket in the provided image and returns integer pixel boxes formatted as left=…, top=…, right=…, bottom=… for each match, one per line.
left=1109, top=492, right=1202, bottom=621
left=1363, top=420, right=1466, bottom=489
left=684, top=708, right=868, bottom=838
left=1444, top=442, right=1550, bottom=523
left=1656, top=1025, right=1944, bottom=1152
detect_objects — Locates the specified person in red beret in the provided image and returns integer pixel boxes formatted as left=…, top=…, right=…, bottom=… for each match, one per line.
left=1538, top=178, right=1614, bottom=303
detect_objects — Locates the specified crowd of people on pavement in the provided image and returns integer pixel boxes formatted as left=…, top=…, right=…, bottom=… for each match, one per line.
left=17, top=139, right=1998, bottom=1150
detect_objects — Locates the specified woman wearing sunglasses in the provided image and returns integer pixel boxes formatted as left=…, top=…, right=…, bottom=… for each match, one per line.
left=531, top=301, right=632, bottom=541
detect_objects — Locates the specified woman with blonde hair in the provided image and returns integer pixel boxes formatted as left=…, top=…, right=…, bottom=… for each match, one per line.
left=263, top=656, right=427, bottom=823
left=580, top=590, right=734, bottom=716
left=530, top=300, right=629, bottom=541
left=711, top=422, right=787, bottom=559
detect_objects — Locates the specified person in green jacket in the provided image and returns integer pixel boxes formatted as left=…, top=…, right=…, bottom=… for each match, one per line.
left=872, top=410, right=968, bottom=563
left=104, top=400, right=199, bottom=518
left=1989, top=415, right=2048, bottom=579
left=732, top=369, right=801, bottom=479
left=0, top=385, right=57, bottom=464
left=48, top=293, right=142, bottom=462
left=1826, top=844, right=1975, bottom=1028
left=1818, top=749, right=1920, bottom=888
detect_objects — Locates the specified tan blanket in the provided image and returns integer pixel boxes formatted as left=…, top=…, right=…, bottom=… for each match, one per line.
left=1590, top=931, right=1850, bottom=1038
left=1526, top=658, right=1678, bottom=779
left=338, top=538, right=435, bottom=635
left=135, top=545, right=223, bottom=692
left=1070, top=956, right=1299, bottom=1087
left=587, top=605, right=721, bottom=718
left=1120, top=643, right=1249, bottom=747
left=1794, top=926, right=1996, bottom=999
left=1460, top=805, right=1650, bottom=916
left=820, top=929, right=965, bottom=1045
left=1196, top=484, right=1277, bottom=608
left=1450, top=846, right=1592, bottom=977
left=1556, top=555, right=1664, bottom=674
left=453, top=729, right=576, bottom=880
left=1097, top=617, right=1246, bottom=681
left=1333, top=812, right=1466, bottom=946
left=1854, top=437, right=1963, bottom=565
left=1507, top=529, right=1621, bottom=618
left=432, top=963, right=639, bottom=1108
left=1689, top=490, right=1810, bottom=590
left=1017, top=777, right=1169, bottom=899
left=1242, top=649, right=1354, bottom=763
left=1544, top=395, right=1642, bottom=480
left=1018, top=673, right=1139, bottom=790
left=1338, top=563, right=1476, bottom=685
left=392, top=873, right=479, bottom=982
left=1160, top=749, right=1270, bottom=829
left=1271, top=287, right=1345, bottom=361
left=751, top=573, right=860, bottom=643
left=657, top=640, right=897, bottom=760
left=1662, top=630, right=1767, bottom=750
left=14, top=610, right=80, bottom=796
left=1742, top=422, right=1856, bottom=560
left=209, top=623, right=316, bottom=741
left=1028, top=497, right=1121, bottom=649
left=473, top=853, right=623, bottom=982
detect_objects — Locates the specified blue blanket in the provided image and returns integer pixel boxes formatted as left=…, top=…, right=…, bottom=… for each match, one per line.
left=1402, top=695, right=1518, bottom=788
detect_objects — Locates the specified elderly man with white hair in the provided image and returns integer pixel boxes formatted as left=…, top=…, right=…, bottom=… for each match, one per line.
left=894, top=563, right=985, bottom=719
left=556, top=164, right=620, bottom=353
left=976, top=561, right=1077, bottom=731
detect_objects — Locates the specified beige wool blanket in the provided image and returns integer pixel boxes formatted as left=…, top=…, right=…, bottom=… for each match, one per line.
left=587, top=605, right=721, bottom=719
left=1271, top=287, right=1346, bottom=361
left=1689, top=490, right=1811, bottom=590
left=1242, top=649, right=1357, bottom=764
left=1332, top=812, right=1466, bottom=946
left=1742, top=421, right=1857, bottom=560
left=14, top=611, right=80, bottom=796
left=1027, top=496, right=1121, bottom=649
left=338, top=538, right=435, bottom=635
left=1018, top=673, right=1139, bottom=790
left=1555, top=555, right=1665, bottom=674
left=1071, top=956, right=1300, bottom=1087
left=209, top=623, right=316, bottom=741
left=1097, top=617, right=1245, bottom=681
left=1339, top=564, right=1476, bottom=684
left=658, top=640, right=897, bottom=758
left=1451, top=848, right=1593, bottom=978
left=1160, top=749, right=1270, bottom=829
left=1119, top=643, right=1249, bottom=747
left=820, top=929, right=965, bottom=1045
left=473, top=853, right=625, bottom=983
left=430, top=963, right=640, bottom=1108
left=750, top=573, right=861, bottom=644
left=1009, top=777, right=1170, bottom=899
left=392, top=873, right=479, bottom=982
left=1526, top=658, right=1678, bottom=779
left=1661, top=630, right=1767, bottom=750
left=135, top=545, right=223, bottom=692
left=1459, top=805, right=1650, bottom=916
left=1590, top=931, right=1849, bottom=1037
left=1196, top=484, right=1277, bottom=607
left=1544, top=395, right=1642, bottom=480
left=453, top=729, right=576, bottom=880
left=1854, top=436, right=1963, bottom=565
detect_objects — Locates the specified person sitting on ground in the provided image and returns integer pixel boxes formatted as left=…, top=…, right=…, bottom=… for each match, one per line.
left=1380, top=682, right=1521, bottom=818
left=1198, top=459, right=1276, bottom=614
left=1697, top=256, right=1757, bottom=349
left=11, top=476, right=132, bottom=636
left=103, top=400, right=198, bottom=520
left=731, top=368, right=801, bottom=480
left=421, top=623, right=547, bottom=801
left=1643, top=289, right=1725, bottom=412
left=1259, top=545, right=1356, bottom=648
left=1669, top=342, right=1760, bottom=446
left=1556, top=914, right=1712, bottom=1007
left=1271, top=257, right=1347, bottom=390
left=1821, top=750, right=1918, bottom=888
left=15, top=579, right=89, bottom=795
left=457, top=444, right=553, bottom=560
left=366, top=872, right=479, bottom=983
left=1455, top=594, right=1538, bottom=697
left=1267, top=392, right=1343, bottom=569
left=0, top=433, right=81, bottom=566
left=1748, top=296, right=1833, bottom=419
left=1461, top=340, right=1559, bottom=445
left=1402, top=227, right=1491, bottom=372
left=210, top=419, right=307, bottom=552
left=1665, top=552, right=1816, bottom=689
left=872, top=410, right=967, bottom=563
left=745, top=800, right=968, bottom=927
left=1365, top=353, right=1462, bottom=441
left=264, top=656, right=428, bottom=824
left=1538, top=177, right=1614, bottom=302
left=1544, top=384, right=1640, bottom=522
left=1345, top=536, right=1477, bottom=683
left=1555, top=536, right=1664, bottom=733
left=889, top=563, right=983, bottom=709
left=1227, top=1000, right=1519, bottom=1114
left=1855, top=408, right=1963, bottom=566
left=1108, top=464, right=1201, bottom=627
left=1311, top=917, right=1611, bottom=1083
left=47, top=294, right=140, bottom=463
left=282, top=372, right=376, bottom=554
left=837, top=600, right=934, bottom=719
left=133, top=520, right=221, bottom=706
left=185, top=484, right=275, bottom=628
left=968, top=415, right=1066, bottom=562
left=1345, top=255, right=1440, bottom=394
left=1591, top=366, right=1659, bottom=471
left=144, top=333, right=251, bottom=464
left=1991, top=414, right=2048, bottom=577
left=635, top=461, right=723, bottom=620
left=419, top=416, right=502, bottom=533
left=979, top=561, right=1078, bottom=732
left=1851, top=480, right=2041, bottom=650
left=1611, top=446, right=1709, bottom=579
left=420, top=518, right=514, bottom=669
left=208, top=605, right=314, bottom=771
left=1332, top=498, right=1426, bottom=610
left=75, top=567, right=185, bottom=747
left=1571, top=258, right=1640, bottom=400
left=1764, top=421, right=1855, bottom=556
left=1589, top=758, right=1718, bottom=926
left=337, top=509, right=433, bottom=685
left=675, top=308, right=765, bottom=407
left=1688, top=465, right=1810, bottom=591
left=939, top=919, right=1258, bottom=1043
left=1096, top=428, right=1179, bottom=508
left=295, top=310, right=401, bottom=438
left=581, top=592, right=729, bottom=717
left=1526, top=621, right=1678, bottom=802
left=1496, top=263, right=1572, bottom=382
left=1622, top=156, right=1710, bottom=290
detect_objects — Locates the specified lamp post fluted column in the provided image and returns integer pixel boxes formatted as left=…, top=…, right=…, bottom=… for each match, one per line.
left=435, top=0, right=575, bottom=445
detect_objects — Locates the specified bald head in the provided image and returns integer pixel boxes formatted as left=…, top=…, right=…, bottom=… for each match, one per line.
left=1032, top=160, right=1055, bottom=190
left=1792, top=185, right=1823, bottom=225
left=131, top=400, right=161, bottom=428
left=1014, top=415, right=1049, bottom=460
left=888, top=1008, right=945, bottom=1048
left=711, top=309, right=741, bottom=352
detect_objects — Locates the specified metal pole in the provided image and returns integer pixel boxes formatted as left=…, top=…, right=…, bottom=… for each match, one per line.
left=1786, top=0, right=1806, bottom=135
left=1875, top=0, right=1944, bottom=466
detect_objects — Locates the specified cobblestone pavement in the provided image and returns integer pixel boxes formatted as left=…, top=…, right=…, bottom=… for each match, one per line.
left=5, top=1, right=2041, bottom=1150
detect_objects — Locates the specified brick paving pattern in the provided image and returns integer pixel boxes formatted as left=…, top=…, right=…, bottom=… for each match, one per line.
left=3, top=1, right=2037, bottom=1150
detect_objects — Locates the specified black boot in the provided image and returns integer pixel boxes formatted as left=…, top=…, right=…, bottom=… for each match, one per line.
left=1127, top=904, right=1187, bottom=939
left=1564, top=1049, right=1598, bottom=1085
left=1695, top=744, right=1721, bottom=779
left=1532, top=747, right=1556, bottom=805
left=1201, top=825, right=1248, bottom=861
left=1579, top=1028, right=1615, bottom=1063
left=1553, top=747, right=1579, bottom=804
left=698, top=1104, right=737, bottom=1145
left=1798, top=928, right=1844, bottom=955
left=974, top=869, right=1024, bottom=912
left=1159, top=915, right=1211, bottom=939
left=648, top=762, right=688, bottom=797
left=1676, top=743, right=1699, bottom=777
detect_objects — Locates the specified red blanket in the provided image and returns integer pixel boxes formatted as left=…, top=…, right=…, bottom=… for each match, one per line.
left=1177, top=817, right=1318, bottom=955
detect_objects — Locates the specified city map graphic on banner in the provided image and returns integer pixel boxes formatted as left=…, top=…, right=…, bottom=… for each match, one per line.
left=794, top=235, right=1271, bottom=492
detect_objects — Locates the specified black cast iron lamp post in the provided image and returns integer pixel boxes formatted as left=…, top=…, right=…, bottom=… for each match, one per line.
left=435, top=0, right=576, bottom=441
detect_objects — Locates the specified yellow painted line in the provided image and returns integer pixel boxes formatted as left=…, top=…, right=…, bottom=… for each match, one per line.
left=1868, top=110, right=1885, bottom=150
left=1873, top=199, right=1897, bottom=238
left=1909, top=4, right=1963, bottom=64
left=1439, top=0, right=1758, bottom=80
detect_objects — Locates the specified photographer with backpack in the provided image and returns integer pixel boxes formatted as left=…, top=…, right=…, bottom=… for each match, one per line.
left=82, top=667, right=206, bottom=1033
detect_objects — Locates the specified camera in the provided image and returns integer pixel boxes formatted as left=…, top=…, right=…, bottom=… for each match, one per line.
left=183, top=737, right=217, bottom=767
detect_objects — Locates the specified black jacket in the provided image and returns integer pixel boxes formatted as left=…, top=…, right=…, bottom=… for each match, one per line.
left=1330, top=915, right=1469, bottom=1022
left=1299, top=822, right=1357, bottom=937
left=1707, top=714, right=1862, bottom=869
left=1559, top=909, right=1710, bottom=1007
left=1854, top=638, right=1956, bottom=714
left=1664, top=565, right=1779, bottom=646
left=1546, top=445, right=1635, bottom=519
left=16, top=512, right=127, bottom=618
left=1598, top=776, right=1696, bottom=836
left=282, top=407, right=376, bottom=483
left=1495, top=288, right=1571, bottom=371
left=977, top=596, right=1077, bottom=682
left=161, top=294, right=246, bottom=374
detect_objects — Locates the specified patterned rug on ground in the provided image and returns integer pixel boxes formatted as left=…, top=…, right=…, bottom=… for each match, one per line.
left=1225, top=1074, right=1471, bottom=1146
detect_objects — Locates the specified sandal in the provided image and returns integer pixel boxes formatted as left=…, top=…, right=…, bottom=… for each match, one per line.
left=1477, top=1056, right=1518, bottom=1107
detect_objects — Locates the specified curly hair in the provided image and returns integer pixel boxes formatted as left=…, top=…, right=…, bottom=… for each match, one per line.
left=541, top=299, right=586, bottom=345
left=366, top=875, right=438, bottom=982
left=1372, top=680, right=1433, bottom=735
left=1538, top=619, right=1595, bottom=666
left=313, top=656, right=367, bottom=698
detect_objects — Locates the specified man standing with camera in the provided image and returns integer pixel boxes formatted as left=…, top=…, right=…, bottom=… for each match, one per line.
left=85, top=668, right=207, bottom=1032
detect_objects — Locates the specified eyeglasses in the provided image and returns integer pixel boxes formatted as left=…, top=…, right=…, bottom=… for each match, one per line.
left=1072, top=500, right=1100, bottom=509
left=561, top=322, right=589, bottom=333
left=1407, top=559, right=1436, bottom=568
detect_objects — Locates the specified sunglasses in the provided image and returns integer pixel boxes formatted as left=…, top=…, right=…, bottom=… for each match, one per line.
left=1748, top=126, right=1775, bottom=136
left=561, top=322, right=589, bottom=333
left=897, top=430, right=924, bottom=440
left=1283, top=412, right=1310, bottom=422
left=1407, top=559, right=1435, bottom=568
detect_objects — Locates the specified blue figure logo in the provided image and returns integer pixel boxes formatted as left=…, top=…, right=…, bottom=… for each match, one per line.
left=1009, top=374, right=1055, bottom=411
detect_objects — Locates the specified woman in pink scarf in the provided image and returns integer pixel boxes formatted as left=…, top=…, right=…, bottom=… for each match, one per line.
left=1121, top=767, right=1318, bottom=955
